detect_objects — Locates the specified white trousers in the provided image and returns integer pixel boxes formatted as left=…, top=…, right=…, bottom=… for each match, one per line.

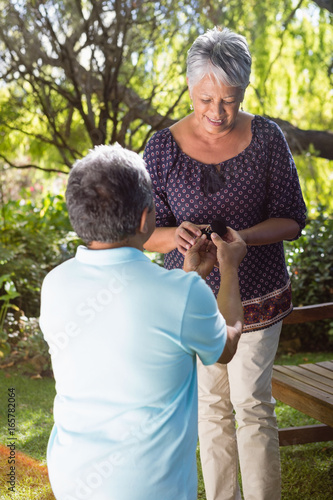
left=198, top=322, right=282, bottom=500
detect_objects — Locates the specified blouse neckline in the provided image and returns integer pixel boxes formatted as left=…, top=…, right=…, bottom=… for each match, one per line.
left=167, top=115, right=259, bottom=168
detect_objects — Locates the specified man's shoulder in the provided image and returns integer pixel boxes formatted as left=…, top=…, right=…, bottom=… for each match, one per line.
left=158, top=266, right=215, bottom=303
left=146, top=262, right=212, bottom=296
left=42, top=257, right=76, bottom=286
left=149, top=262, right=196, bottom=283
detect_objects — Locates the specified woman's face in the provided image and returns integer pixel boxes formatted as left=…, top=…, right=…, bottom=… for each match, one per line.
left=190, top=75, right=243, bottom=136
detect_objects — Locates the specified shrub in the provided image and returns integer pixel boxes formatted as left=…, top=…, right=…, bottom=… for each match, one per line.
left=283, top=206, right=333, bottom=350
left=0, top=191, right=81, bottom=363
left=0, top=192, right=81, bottom=318
left=0, top=274, right=20, bottom=358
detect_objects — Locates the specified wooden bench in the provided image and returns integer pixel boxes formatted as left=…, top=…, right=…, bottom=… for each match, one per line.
left=272, top=302, right=333, bottom=446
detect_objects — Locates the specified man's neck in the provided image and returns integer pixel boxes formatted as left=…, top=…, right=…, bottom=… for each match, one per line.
left=88, top=240, right=143, bottom=251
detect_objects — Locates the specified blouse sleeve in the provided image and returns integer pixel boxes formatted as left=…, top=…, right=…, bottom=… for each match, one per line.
left=143, top=130, right=177, bottom=228
left=263, top=119, right=307, bottom=238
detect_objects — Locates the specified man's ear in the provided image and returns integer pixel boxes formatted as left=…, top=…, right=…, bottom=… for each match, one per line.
left=139, top=206, right=149, bottom=234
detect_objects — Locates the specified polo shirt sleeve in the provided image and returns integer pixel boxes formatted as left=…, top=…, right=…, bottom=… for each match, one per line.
left=180, top=273, right=226, bottom=365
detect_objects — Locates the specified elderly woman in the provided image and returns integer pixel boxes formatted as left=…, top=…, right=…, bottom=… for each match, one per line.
left=144, top=27, right=307, bottom=500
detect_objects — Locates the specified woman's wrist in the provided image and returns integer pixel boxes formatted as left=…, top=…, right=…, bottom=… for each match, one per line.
left=144, top=226, right=177, bottom=253
left=238, top=229, right=249, bottom=245
left=238, top=219, right=300, bottom=247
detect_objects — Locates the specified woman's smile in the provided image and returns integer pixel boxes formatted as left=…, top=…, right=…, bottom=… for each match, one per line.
left=206, top=116, right=225, bottom=126
left=190, top=75, right=242, bottom=135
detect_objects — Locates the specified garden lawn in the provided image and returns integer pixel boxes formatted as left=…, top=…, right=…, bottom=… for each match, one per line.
left=0, top=352, right=332, bottom=499
left=0, top=367, right=55, bottom=499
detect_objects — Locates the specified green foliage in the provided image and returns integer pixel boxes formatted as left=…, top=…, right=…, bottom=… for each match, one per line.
left=295, top=150, right=333, bottom=213
left=283, top=206, right=333, bottom=350
left=0, top=0, right=332, bottom=172
left=0, top=0, right=205, bottom=164
left=4, top=313, right=52, bottom=374
left=0, top=274, right=20, bottom=357
left=144, top=250, right=165, bottom=267
left=0, top=190, right=81, bottom=367
left=0, top=191, right=81, bottom=318
left=242, top=0, right=333, bottom=129
left=285, top=206, right=333, bottom=306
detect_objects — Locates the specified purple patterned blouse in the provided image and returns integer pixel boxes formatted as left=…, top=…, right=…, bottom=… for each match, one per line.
left=143, top=116, right=307, bottom=331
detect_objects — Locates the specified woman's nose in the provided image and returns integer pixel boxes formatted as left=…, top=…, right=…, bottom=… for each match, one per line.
left=211, top=101, right=224, bottom=116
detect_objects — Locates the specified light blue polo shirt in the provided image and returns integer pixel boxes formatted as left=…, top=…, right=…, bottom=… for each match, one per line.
left=40, top=246, right=226, bottom=500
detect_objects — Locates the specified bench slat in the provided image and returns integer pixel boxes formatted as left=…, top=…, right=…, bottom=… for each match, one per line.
left=273, top=365, right=333, bottom=394
left=274, top=304, right=333, bottom=445
left=272, top=369, right=333, bottom=407
left=278, top=424, right=333, bottom=446
left=299, top=362, right=333, bottom=380
left=283, top=302, right=333, bottom=324
left=272, top=370, right=333, bottom=427
left=317, top=360, right=333, bottom=372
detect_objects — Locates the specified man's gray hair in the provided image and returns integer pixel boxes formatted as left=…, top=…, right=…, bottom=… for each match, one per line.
left=66, top=144, right=154, bottom=244
left=186, top=27, right=252, bottom=91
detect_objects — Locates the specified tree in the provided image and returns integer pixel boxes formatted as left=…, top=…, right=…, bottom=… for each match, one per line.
left=0, top=0, right=199, bottom=171
left=0, top=0, right=332, bottom=174
left=312, top=0, right=333, bottom=13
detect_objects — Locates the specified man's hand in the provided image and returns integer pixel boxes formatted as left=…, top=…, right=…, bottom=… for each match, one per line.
left=211, top=227, right=247, bottom=270
left=183, top=235, right=217, bottom=279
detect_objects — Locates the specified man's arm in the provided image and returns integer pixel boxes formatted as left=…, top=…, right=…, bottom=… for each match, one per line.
left=184, top=229, right=246, bottom=364
left=211, top=230, right=246, bottom=364
left=215, top=266, right=243, bottom=364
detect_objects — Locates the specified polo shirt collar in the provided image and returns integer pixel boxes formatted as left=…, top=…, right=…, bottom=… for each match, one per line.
left=75, top=245, right=150, bottom=266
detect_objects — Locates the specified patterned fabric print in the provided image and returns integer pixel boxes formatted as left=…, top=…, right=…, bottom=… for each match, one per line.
left=144, top=115, right=307, bottom=331
left=242, top=279, right=292, bottom=332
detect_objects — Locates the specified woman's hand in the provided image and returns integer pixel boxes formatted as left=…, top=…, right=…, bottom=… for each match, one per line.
left=175, top=221, right=207, bottom=255
left=183, top=234, right=217, bottom=279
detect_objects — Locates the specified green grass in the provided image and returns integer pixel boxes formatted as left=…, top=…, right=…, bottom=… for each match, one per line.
left=0, top=368, right=55, bottom=463
left=275, top=351, right=332, bottom=367
left=274, top=351, right=333, bottom=499
left=0, top=479, right=55, bottom=500
left=0, top=352, right=332, bottom=499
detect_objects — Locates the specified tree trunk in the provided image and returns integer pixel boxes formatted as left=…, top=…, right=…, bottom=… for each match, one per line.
left=270, top=117, right=333, bottom=160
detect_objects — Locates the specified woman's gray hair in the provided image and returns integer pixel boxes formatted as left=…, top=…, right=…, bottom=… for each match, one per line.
left=186, top=27, right=252, bottom=91
left=66, top=144, right=154, bottom=244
